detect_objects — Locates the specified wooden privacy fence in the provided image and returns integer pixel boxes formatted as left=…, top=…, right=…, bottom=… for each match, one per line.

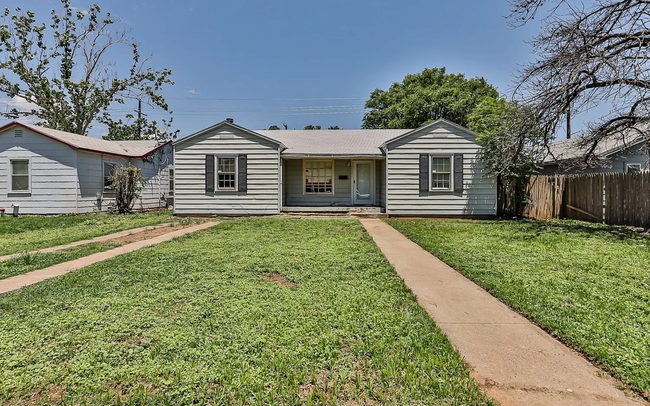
left=498, top=172, right=650, bottom=228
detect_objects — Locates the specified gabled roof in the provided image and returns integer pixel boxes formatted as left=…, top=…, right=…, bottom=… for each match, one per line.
left=381, top=118, right=479, bottom=148
left=174, top=120, right=286, bottom=149
left=543, top=132, right=648, bottom=165
left=256, top=129, right=409, bottom=157
left=0, top=121, right=170, bottom=158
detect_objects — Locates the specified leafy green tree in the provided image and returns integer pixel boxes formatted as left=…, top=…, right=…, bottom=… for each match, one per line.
left=268, top=125, right=281, bottom=130
left=328, top=125, right=340, bottom=130
left=476, top=101, right=548, bottom=215
left=303, top=125, right=321, bottom=130
left=362, top=67, right=499, bottom=129
left=0, top=0, right=175, bottom=140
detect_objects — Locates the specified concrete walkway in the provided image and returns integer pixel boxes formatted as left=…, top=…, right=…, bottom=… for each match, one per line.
left=360, top=219, right=646, bottom=406
left=0, top=222, right=218, bottom=294
left=0, top=223, right=175, bottom=262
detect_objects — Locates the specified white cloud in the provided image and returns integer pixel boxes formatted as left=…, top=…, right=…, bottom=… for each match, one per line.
left=0, top=96, right=39, bottom=112
left=188, top=89, right=199, bottom=95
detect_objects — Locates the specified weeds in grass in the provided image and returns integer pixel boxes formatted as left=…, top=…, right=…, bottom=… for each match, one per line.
left=387, top=218, right=650, bottom=398
left=0, top=219, right=493, bottom=405
left=0, top=211, right=171, bottom=256
left=0, top=242, right=120, bottom=280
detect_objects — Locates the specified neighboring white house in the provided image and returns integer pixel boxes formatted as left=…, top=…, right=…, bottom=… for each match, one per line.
left=540, top=134, right=649, bottom=175
left=0, top=122, right=173, bottom=215
left=173, top=118, right=497, bottom=217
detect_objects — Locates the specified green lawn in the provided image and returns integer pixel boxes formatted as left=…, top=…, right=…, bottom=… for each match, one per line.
left=387, top=218, right=650, bottom=397
left=0, top=219, right=493, bottom=405
left=0, top=242, right=120, bottom=280
left=0, top=211, right=172, bottom=256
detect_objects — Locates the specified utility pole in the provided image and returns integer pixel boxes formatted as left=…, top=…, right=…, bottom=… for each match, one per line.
left=566, top=107, right=571, bottom=139
left=134, top=99, right=147, bottom=138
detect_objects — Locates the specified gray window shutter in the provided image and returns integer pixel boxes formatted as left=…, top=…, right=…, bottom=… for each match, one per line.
left=238, top=154, right=247, bottom=192
left=205, top=155, right=214, bottom=193
left=454, top=154, right=464, bottom=194
left=419, top=154, right=429, bottom=191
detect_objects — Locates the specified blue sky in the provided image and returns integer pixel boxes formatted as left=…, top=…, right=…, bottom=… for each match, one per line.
left=2, top=0, right=560, bottom=137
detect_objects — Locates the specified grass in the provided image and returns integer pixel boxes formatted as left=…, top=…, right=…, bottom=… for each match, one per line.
left=386, top=218, right=650, bottom=398
left=0, top=211, right=172, bottom=256
left=0, top=219, right=493, bottom=405
left=0, top=242, right=120, bottom=280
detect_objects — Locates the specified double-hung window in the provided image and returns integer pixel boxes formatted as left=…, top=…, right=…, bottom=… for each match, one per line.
left=103, top=162, right=117, bottom=190
left=217, top=157, right=237, bottom=190
left=304, top=160, right=333, bottom=194
left=430, top=156, right=452, bottom=191
left=10, top=159, right=30, bottom=192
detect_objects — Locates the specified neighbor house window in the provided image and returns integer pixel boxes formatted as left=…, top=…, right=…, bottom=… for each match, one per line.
left=217, top=157, right=236, bottom=190
left=626, top=163, right=642, bottom=174
left=103, top=162, right=116, bottom=190
left=304, top=160, right=334, bottom=194
left=169, top=169, right=175, bottom=196
left=430, top=156, right=452, bottom=190
left=10, top=159, right=30, bottom=192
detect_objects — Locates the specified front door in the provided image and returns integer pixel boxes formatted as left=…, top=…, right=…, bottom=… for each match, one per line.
left=353, top=160, right=374, bottom=205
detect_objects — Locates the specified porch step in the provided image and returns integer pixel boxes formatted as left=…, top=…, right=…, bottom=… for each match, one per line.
left=281, top=206, right=384, bottom=216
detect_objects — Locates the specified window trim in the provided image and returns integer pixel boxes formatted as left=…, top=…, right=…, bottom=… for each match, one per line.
left=216, top=155, right=238, bottom=191
left=626, top=163, right=642, bottom=174
left=303, top=159, right=335, bottom=195
left=103, top=161, right=117, bottom=191
left=9, top=158, right=31, bottom=194
left=429, top=154, right=454, bottom=192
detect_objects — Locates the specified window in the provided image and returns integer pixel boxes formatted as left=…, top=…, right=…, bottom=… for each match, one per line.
left=430, top=156, right=452, bottom=190
left=10, top=159, right=30, bottom=192
left=626, top=163, right=642, bottom=174
left=169, top=169, right=175, bottom=196
left=304, top=160, right=334, bottom=194
left=103, top=162, right=116, bottom=190
left=217, top=157, right=236, bottom=190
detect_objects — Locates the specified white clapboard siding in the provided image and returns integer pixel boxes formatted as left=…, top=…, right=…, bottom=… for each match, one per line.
left=385, top=121, right=497, bottom=216
left=131, top=144, right=173, bottom=211
left=0, top=127, right=79, bottom=214
left=174, top=125, right=281, bottom=215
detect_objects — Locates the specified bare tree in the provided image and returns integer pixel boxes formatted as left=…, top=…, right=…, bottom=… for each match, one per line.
left=0, top=0, right=175, bottom=139
left=510, top=0, right=650, bottom=168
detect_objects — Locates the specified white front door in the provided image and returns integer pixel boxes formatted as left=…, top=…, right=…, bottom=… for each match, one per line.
left=353, top=160, right=374, bottom=205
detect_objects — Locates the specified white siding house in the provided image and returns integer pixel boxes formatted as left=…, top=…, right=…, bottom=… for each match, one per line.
left=173, top=119, right=497, bottom=217
left=173, top=122, right=283, bottom=215
left=383, top=120, right=497, bottom=216
left=0, top=122, right=172, bottom=215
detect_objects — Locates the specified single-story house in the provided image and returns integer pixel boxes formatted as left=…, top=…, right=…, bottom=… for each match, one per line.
left=0, top=122, right=173, bottom=215
left=540, top=134, right=649, bottom=175
left=173, top=118, right=497, bottom=216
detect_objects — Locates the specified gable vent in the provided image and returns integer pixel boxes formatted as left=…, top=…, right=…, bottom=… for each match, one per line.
left=15, top=129, right=23, bottom=137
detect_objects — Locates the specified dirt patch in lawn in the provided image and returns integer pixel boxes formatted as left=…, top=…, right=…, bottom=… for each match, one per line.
left=264, top=273, right=297, bottom=286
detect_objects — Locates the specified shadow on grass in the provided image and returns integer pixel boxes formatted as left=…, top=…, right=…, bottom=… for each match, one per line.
left=492, top=217, right=650, bottom=243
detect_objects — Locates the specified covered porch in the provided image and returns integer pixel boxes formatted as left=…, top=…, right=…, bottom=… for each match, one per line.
left=281, top=157, right=386, bottom=213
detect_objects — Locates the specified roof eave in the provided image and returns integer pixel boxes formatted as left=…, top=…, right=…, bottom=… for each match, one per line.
left=383, top=118, right=480, bottom=147
left=0, top=121, right=170, bottom=159
left=173, top=121, right=286, bottom=149
left=281, top=153, right=385, bottom=158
